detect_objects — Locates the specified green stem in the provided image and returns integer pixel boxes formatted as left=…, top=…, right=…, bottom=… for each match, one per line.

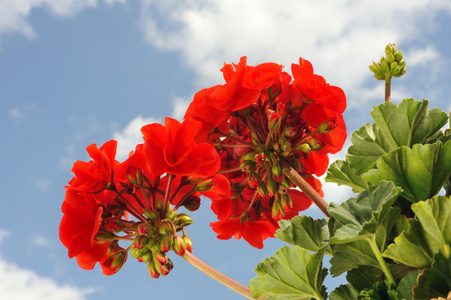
left=182, top=251, right=260, bottom=300
left=281, top=162, right=330, bottom=217
left=367, top=237, right=396, bottom=286
left=385, top=73, right=392, bottom=102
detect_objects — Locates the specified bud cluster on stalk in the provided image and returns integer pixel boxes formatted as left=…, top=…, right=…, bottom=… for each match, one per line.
left=227, top=100, right=335, bottom=218
left=369, top=43, right=406, bottom=80
left=129, top=200, right=193, bottom=278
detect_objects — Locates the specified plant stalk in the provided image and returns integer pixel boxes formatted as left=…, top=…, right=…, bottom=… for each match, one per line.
left=282, top=162, right=330, bottom=217
left=182, top=251, right=258, bottom=299
left=385, top=73, right=392, bottom=102
left=368, top=238, right=396, bottom=286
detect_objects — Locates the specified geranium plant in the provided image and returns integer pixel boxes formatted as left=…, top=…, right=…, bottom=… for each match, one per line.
left=59, top=43, right=451, bottom=299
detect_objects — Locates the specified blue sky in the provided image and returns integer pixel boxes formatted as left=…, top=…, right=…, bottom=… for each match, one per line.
left=0, top=1, right=450, bottom=299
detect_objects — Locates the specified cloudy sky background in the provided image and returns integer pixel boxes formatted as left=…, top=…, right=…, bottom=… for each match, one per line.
left=1, top=0, right=451, bottom=299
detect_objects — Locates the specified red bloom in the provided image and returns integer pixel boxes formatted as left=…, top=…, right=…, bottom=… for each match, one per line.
left=291, top=57, right=346, bottom=114
left=210, top=217, right=276, bottom=249
left=184, top=86, right=230, bottom=143
left=68, top=140, right=119, bottom=193
left=209, top=57, right=283, bottom=112
left=141, top=117, right=221, bottom=177
left=59, top=190, right=111, bottom=271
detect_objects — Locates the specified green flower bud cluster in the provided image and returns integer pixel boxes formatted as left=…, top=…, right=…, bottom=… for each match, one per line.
left=369, top=43, right=406, bottom=80
left=129, top=202, right=194, bottom=278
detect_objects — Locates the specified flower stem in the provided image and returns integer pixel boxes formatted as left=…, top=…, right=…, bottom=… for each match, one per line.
left=182, top=251, right=258, bottom=299
left=281, top=162, right=330, bottom=217
left=385, top=73, right=392, bottom=102
left=367, top=237, right=396, bottom=286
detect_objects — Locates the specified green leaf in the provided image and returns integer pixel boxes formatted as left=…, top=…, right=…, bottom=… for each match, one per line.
left=363, top=141, right=451, bottom=203
left=346, top=265, right=417, bottom=293
left=328, top=181, right=402, bottom=246
left=325, top=160, right=369, bottom=193
left=275, top=216, right=329, bottom=252
left=358, top=280, right=399, bottom=300
left=327, top=182, right=402, bottom=276
left=397, top=269, right=421, bottom=300
left=383, top=196, right=451, bottom=268
left=413, top=246, right=451, bottom=299
left=347, top=99, right=448, bottom=175
left=250, top=246, right=327, bottom=300
left=330, top=285, right=359, bottom=300
left=370, top=98, right=447, bottom=147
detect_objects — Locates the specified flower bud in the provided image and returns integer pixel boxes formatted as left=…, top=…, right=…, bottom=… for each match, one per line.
left=266, top=109, right=281, bottom=132
left=143, top=208, right=158, bottom=222
left=317, top=120, right=336, bottom=133
left=158, top=220, right=173, bottom=235
left=267, top=177, right=277, bottom=196
left=272, top=163, right=282, bottom=177
left=173, top=235, right=186, bottom=256
left=141, top=250, right=152, bottom=264
left=154, top=250, right=168, bottom=264
left=159, top=233, right=173, bottom=252
left=95, top=230, right=116, bottom=243
left=175, top=213, right=194, bottom=229
left=196, top=178, right=213, bottom=191
left=308, top=139, right=323, bottom=151
left=148, top=260, right=160, bottom=278
left=138, top=222, right=149, bottom=236
left=182, top=236, right=193, bottom=253
left=102, top=249, right=127, bottom=275
left=182, top=195, right=201, bottom=212
left=282, top=126, right=296, bottom=138
left=134, top=235, right=147, bottom=250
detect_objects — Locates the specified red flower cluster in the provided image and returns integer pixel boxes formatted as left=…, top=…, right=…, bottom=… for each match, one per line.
left=185, top=57, right=346, bottom=248
left=60, top=56, right=347, bottom=278
left=59, top=118, right=222, bottom=277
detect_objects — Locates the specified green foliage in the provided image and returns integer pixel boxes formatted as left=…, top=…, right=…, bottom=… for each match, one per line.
left=413, top=245, right=451, bottom=299
left=383, top=196, right=451, bottom=268
left=276, top=216, right=330, bottom=253
left=363, top=141, right=451, bottom=203
left=251, top=97, right=451, bottom=300
left=326, top=98, right=448, bottom=184
left=250, top=246, right=328, bottom=300
left=329, top=285, right=359, bottom=300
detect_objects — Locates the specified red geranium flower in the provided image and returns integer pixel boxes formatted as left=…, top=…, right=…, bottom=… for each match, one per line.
left=68, top=140, right=119, bottom=193
left=59, top=189, right=111, bottom=271
left=141, top=117, right=221, bottom=177
left=210, top=217, right=276, bottom=249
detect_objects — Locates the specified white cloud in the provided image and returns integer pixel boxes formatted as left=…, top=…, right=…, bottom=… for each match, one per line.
left=112, top=115, right=160, bottom=161
left=34, top=178, right=52, bottom=192
left=0, top=229, right=96, bottom=300
left=8, top=103, right=39, bottom=125
left=139, top=0, right=451, bottom=108
left=0, top=0, right=126, bottom=45
left=171, top=96, right=190, bottom=121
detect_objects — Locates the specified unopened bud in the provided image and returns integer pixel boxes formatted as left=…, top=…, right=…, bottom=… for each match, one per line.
left=272, top=163, right=282, bottom=177
left=196, top=178, right=213, bottom=191
left=95, top=230, right=116, bottom=243
left=143, top=208, right=158, bottom=222
left=282, top=126, right=296, bottom=138
left=266, top=109, right=281, bottom=132
left=182, top=195, right=201, bottom=212
left=158, top=220, right=172, bottom=235
left=175, top=213, right=194, bottom=229
left=267, top=177, right=277, bottom=196
left=182, top=236, right=193, bottom=253
left=159, top=234, right=173, bottom=252
left=173, top=235, right=186, bottom=256
left=308, top=139, right=323, bottom=151
left=102, top=249, right=127, bottom=275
